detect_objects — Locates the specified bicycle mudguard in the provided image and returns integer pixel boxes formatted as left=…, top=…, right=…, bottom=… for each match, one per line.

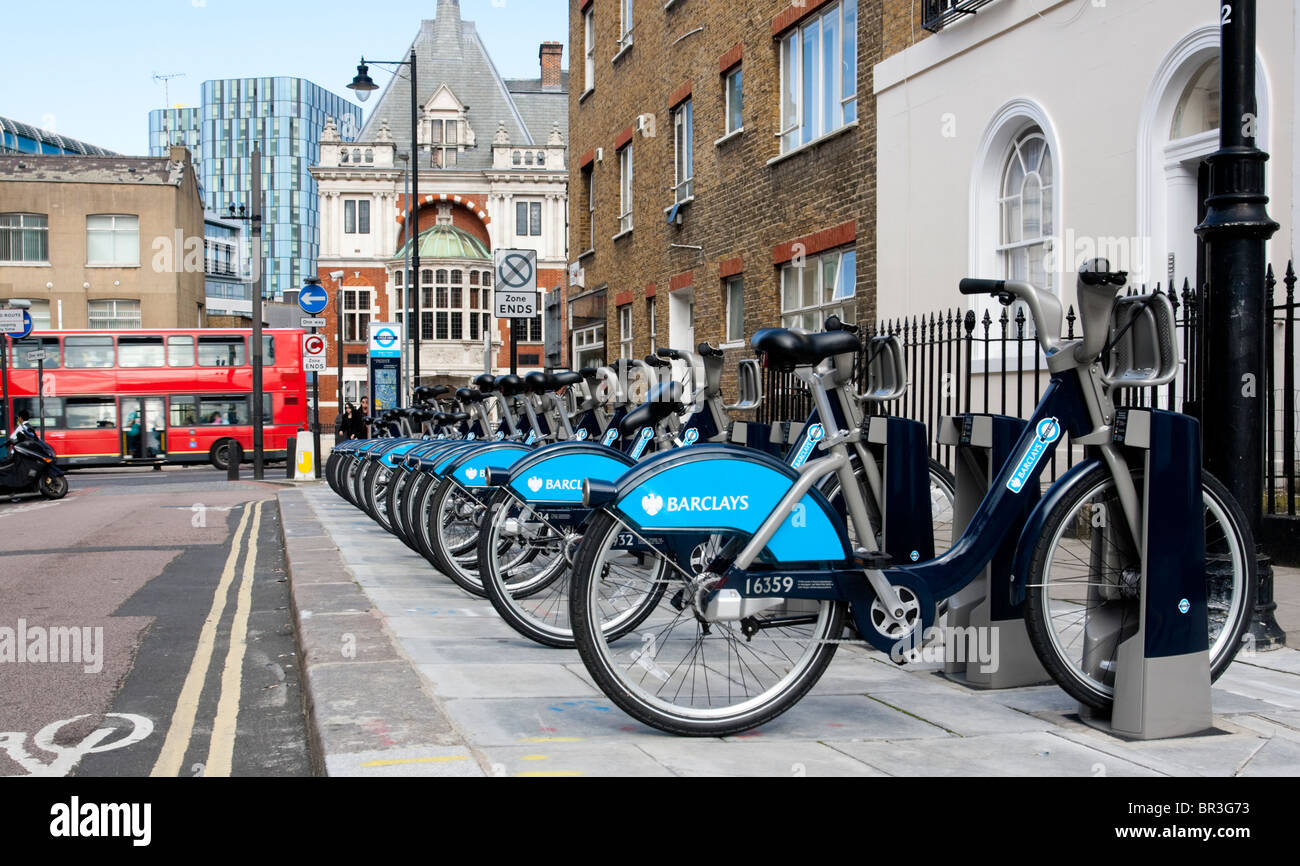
left=416, top=441, right=487, bottom=472
left=503, top=442, right=635, bottom=504
left=601, top=444, right=851, bottom=564
left=379, top=441, right=426, bottom=467
left=1007, top=457, right=1103, bottom=605
left=441, top=442, right=533, bottom=488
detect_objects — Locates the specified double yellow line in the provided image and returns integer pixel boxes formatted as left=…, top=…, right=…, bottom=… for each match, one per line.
left=150, top=500, right=264, bottom=778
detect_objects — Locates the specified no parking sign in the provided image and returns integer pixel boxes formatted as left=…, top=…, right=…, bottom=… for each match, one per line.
left=302, top=334, right=327, bottom=372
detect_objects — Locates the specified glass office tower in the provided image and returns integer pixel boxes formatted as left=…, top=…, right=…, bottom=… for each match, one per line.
left=153, top=78, right=362, bottom=300
left=148, top=107, right=203, bottom=166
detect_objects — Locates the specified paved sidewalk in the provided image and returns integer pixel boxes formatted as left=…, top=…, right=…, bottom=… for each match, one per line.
left=280, top=485, right=1300, bottom=777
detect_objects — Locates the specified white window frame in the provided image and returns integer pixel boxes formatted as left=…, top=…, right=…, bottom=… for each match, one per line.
left=996, top=128, right=1056, bottom=303
left=617, top=144, right=634, bottom=235
left=619, top=305, right=633, bottom=358
left=724, top=67, right=743, bottom=136
left=618, top=0, right=634, bottom=50
left=584, top=8, right=596, bottom=93
left=515, top=200, right=543, bottom=237
left=725, top=276, right=745, bottom=343
left=780, top=247, right=857, bottom=330
left=778, top=0, right=858, bottom=154
left=86, top=214, right=140, bottom=267
left=344, top=199, right=371, bottom=235
left=342, top=287, right=373, bottom=343
left=87, top=298, right=142, bottom=330
left=586, top=167, right=596, bottom=251
left=673, top=100, right=694, bottom=203
left=0, top=213, right=50, bottom=264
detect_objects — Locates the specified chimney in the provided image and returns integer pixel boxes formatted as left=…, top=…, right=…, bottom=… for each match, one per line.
left=540, top=42, right=564, bottom=91
left=169, top=145, right=190, bottom=166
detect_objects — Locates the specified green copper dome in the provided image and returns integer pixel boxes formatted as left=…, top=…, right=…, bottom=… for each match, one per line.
left=394, top=224, right=492, bottom=261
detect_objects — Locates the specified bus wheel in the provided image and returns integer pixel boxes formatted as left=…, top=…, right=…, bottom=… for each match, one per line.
left=210, top=440, right=237, bottom=471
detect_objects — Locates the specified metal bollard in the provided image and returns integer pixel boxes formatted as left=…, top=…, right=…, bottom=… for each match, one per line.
left=286, top=435, right=297, bottom=479
left=226, top=441, right=244, bottom=481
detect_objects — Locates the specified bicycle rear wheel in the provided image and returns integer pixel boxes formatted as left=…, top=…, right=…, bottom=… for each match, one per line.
left=1023, top=466, right=1256, bottom=710
left=569, top=512, right=847, bottom=736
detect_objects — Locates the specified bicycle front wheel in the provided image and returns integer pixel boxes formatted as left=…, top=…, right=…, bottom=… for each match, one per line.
left=569, top=512, right=847, bottom=736
left=1023, top=465, right=1256, bottom=710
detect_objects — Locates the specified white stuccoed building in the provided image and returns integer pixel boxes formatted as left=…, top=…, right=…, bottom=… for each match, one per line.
left=874, top=0, right=1295, bottom=321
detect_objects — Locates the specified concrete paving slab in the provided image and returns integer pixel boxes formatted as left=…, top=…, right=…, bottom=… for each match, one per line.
left=635, top=739, right=887, bottom=777
left=1234, top=650, right=1300, bottom=675
left=1212, top=665, right=1300, bottom=710
left=718, top=695, right=951, bottom=742
left=1051, top=726, right=1269, bottom=776
left=866, top=689, right=1056, bottom=736
left=325, top=746, right=485, bottom=777
left=827, top=732, right=1161, bottom=776
left=440, top=696, right=673, bottom=746
left=418, top=663, right=600, bottom=698
left=408, top=637, right=580, bottom=665
left=1234, top=735, right=1300, bottom=776
left=479, top=743, right=673, bottom=777
left=306, top=661, right=465, bottom=753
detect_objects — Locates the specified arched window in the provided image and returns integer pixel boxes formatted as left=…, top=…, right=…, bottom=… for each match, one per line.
left=469, top=271, right=480, bottom=286
left=997, top=128, right=1054, bottom=293
left=450, top=269, right=463, bottom=284
left=525, top=151, right=535, bottom=166
left=536, top=152, right=546, bottom=166
left=352, top=149, right=361, bottom=163
left=512, top=151, right=522, bottom=165
left=435, top=269, right=449, bottom=284
left=394, top=269, right=404, bottom=287
left=421, top=269, right=434, bottom=285
left=1170, top=58, right=1219, bottom=140
left=364, top=148, right=375, bottom=163
left=340, top=149, right=349, bottom=163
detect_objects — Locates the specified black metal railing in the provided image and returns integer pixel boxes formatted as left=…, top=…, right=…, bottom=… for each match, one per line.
left=923, top=0, right=998, bottom=33
left=758, top=263, right=1300, bottom=525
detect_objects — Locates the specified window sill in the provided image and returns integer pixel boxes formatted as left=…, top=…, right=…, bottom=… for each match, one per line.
left=721, top=340, right=745, bottom=350
left=0, top=261, right=50, bottom=267
left=578, top=87, right=595, bottom=105
left=663, top=195, right=695, bottom=214
left=86, top=263, right=141, bottom=269
left=714, top=127, right=744, bottom=148
left=577, top=248, right=596, bottom=261
left=612, top=42, right=633, bottom=65
left=766, top=120, right=860, bottom=167
left=611, top=228, right=634, bottom=242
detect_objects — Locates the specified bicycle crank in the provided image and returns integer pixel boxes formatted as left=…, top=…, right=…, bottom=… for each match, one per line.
left=845, top=572, right=936, bottom=654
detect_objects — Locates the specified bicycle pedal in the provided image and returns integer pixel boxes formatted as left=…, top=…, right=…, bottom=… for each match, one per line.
left=852, top=550, right=893, bottom=570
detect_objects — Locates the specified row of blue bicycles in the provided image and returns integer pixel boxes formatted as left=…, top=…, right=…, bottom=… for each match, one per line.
left=327, top=262, right=1256, bottom=736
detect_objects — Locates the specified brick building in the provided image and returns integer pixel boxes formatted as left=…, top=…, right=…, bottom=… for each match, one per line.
left=566, top=0, right=883, bottom=391
left=312, top=0, right=568, bottom=414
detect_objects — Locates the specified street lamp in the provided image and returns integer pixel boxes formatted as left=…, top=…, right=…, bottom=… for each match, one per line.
left=349, top=54, right=422, bottom=388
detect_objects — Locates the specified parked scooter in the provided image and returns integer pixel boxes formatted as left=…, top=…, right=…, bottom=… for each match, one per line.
left=0, top=412, right=69, bottom=500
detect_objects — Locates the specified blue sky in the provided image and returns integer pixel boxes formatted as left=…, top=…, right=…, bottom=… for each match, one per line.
left=3, top=0, right=570, bottom=155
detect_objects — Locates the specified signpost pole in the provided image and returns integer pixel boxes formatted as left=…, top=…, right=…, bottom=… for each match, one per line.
left=1, top=335, right=8, bottom=436
left=36, top=355, right=44, bottom=440
left=311, top=326, right=321, bottom=479
left=510, top=320, right=518, bottom=375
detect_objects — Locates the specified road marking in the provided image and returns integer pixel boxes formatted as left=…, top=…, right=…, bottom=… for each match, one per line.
left=359, top=756, right=470, bottom=768
left=204, top=499, right=265, bottom=777
left=0, top=500, right=65, bottom=519
left=149, top=503, right=254, bottom=777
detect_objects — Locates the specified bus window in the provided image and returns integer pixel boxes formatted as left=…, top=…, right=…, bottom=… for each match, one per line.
left=65, top=336, right=115, bottom=368
left=167, top=335, right=195, bottom=367
left=252, top=335, right=276, bottom=364
left=169, top=396, right=197, bottom=427
left=14, top=397, right=62, bottom=428
left=10, top=338, right=61, bottom=369
left=64, top=397, right=117, bottom=429
left=198, top=336, right=247, bottom=367
left=118, top=336, right=165, bottom=368
left=199, top=396, right=249, bottom=426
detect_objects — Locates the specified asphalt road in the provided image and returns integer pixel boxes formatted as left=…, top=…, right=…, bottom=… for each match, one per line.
left=0, top=466, right=311, bottom=777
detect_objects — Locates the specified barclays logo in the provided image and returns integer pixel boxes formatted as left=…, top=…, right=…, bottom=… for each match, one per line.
left=640, top=490, right=749, bottom=517
left=527, top=476, right=580, bottom=493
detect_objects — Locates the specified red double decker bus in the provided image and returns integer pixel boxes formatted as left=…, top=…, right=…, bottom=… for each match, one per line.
left=2, top=329, right=309, bottom=470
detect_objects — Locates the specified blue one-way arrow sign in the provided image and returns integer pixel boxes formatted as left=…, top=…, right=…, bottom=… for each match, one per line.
left=299, top=284, right=329, bottom=315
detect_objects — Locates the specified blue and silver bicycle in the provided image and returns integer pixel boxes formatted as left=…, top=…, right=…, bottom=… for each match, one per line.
left=566, top=261, right=1257, bottom=736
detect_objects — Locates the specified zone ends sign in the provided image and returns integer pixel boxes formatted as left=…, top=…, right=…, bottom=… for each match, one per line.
left=494, top=248, right=539, bottom=319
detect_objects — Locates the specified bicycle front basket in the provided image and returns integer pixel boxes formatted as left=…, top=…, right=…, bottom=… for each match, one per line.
left=1101, top=293, right=1180, bottom=389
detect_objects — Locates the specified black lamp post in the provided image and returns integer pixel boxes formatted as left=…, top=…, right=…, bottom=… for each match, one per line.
left=1195, top=0, right=1284, bottom=648
left=225, top=144, right=266, bottom=480
left=350, top=53, right=421, bottom=390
